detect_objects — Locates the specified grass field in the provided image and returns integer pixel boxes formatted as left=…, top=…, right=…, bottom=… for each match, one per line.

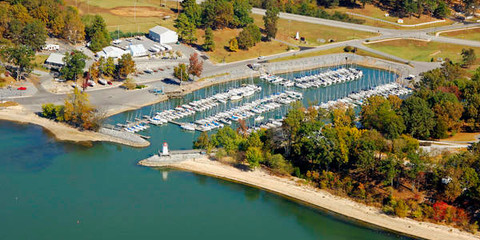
left=252, top=14, right=377, bottom=47
left=439, top=28, right=480, bottom=42
left=269, top=46, right=406, bottom=64
left=197, top=28, right=292, bottom=63
left=33, top=55, right=49, bottom=71
left=326, top=4, right=453, bottom=29
left=65, top=0, right=176, bottom=33
left=365, top=39, right=480, bottom=62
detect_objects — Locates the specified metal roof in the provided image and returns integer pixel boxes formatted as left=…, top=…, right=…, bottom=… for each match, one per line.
left=45, top=53, right=65, bottom=65
left=149, top=26, right=175, bottom=35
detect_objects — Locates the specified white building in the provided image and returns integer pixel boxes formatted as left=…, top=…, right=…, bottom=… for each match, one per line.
left=95, top=46, right=126, bottom=59
left=127, top=44, right=148, bottom=57
left=149, top=26, right=178, bottom=44
left=43, top=44, right=60, bottom=51
left=44, top=53, right=65, bottom=70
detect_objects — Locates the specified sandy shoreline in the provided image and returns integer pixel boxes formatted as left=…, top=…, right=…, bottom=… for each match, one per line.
left=140, top=157, right=479, bottom=240
left=0, top=105, right=150, bottom=148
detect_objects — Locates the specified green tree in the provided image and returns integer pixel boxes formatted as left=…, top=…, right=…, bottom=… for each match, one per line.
left=200, top=0, right=233, bottom=29
left=181, top=0, right=202, bottom=27
left=237, top=24, right=261, bottom=49
left=103, top=57, right=116, bottom=77
left=117, top=54, right=136, bottom=79
left=202, top=27, right=215, bottom=51
left=401, top=96, right=435, bottom=139
left=246, top=147, right=263, bottom=169
left=1, top=45, right=34, bottom=81
left=263, top=2, right=279, bottom=41
left=83, top=15, right=111, bottom=52
left=175, top=13, right=197, bottom=44
left=461, top=48, right=476, bottom=68
left=360, top=96, right=405, bottom=139
left=232, top=0, right=253, bottom=27
left=21, top=20, right=47, bottom=51
left=174, top=63, right=189, bottom=81
left=61, top=50, right=87, bottom=81
left=433, top=1, right=449, bottom=18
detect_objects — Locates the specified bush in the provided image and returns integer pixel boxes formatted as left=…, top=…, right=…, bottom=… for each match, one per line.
left=215, top=148, right=227, bottom=160
left=343, top=46, right=353, bottom=52
left=394, top=199, right=409, bottom=218
left=266, top=154, right=293, bottom=175
left=123, top=78, right=136, bottom=90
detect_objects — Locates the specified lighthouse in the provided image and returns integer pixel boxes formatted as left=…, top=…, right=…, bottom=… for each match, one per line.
left=162, top=142, right=169, bottom=156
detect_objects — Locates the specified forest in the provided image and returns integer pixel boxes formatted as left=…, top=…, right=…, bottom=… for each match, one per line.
left=194, top=59, right=480, bottom=233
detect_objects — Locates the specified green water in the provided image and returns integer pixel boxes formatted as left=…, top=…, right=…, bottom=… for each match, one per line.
left=0, top=66, right=413, bottom=239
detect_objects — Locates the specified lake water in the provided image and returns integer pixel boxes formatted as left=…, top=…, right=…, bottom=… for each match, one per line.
left=0, top=66, right=412, bottom=239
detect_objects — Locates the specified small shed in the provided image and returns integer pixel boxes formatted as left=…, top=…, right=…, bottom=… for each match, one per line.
left=149, top=26, right=178, bottom=44
left=127, top=44, right=148, bottom=57
left=96, top=46, right=126, bottom=59
left=44, top=53, right=65, bottom=70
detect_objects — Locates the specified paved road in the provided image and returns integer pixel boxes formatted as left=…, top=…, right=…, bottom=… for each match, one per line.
left=8, top=8, right=480, bottom=112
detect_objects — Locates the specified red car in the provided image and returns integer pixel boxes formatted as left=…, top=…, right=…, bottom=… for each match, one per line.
left=17, top=87, right=27, bottom=91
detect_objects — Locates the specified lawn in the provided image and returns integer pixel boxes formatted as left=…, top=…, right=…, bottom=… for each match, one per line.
left=252, top=14, right=377, bottom=47
left=365, top=39, right=480, bottom=63
left=439, top=28, right=480, bottom=42
left=33, top=55, right=49, bottom=71
left=325, top=4, right=453, bottom=29
left=269, top=46, right=406, bottom=64
left=197, top=28, right=292, bottom=63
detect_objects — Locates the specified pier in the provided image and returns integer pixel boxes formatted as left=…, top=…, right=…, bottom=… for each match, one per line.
left=139, top=149, right=205, bottom=167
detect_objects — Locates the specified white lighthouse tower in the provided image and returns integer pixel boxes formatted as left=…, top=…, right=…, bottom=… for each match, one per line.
left=162, top=142, right=169, bottom=156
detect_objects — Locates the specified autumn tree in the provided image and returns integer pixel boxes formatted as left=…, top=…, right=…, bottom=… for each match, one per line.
left=174, top=63, right=189, bottom=81
left=1, top=45, right=34, bottom=81
left=188, top=53, right=203, bottom=79
left=117, top=54, right=136, bottom=79
left=228, top=37, right=238, bottom=52
left=202, top=27, right=215, bottom=51
left=62, top=7, right=85, bottom=44
left=64, top=88, right=102, bottom=131
left=61, top=50, right=87, bottom=81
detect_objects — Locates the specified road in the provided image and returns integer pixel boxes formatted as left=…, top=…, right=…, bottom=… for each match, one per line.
left=7, top=8, right=480, bottom=113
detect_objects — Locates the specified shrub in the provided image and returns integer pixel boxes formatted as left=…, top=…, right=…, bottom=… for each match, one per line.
left=266, top=154, right=293, bottom=175
left=394, top=199, right=409, bottom=218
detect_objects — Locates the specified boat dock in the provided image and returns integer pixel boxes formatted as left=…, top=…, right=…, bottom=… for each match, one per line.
left=138, top=149, right=205, bottom=167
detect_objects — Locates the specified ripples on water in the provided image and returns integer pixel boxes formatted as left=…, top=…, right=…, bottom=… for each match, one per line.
left=0, top=66, right=412, bottom=240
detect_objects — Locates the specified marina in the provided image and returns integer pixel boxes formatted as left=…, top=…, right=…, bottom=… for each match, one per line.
left=110, top=65, right=402, bottom=136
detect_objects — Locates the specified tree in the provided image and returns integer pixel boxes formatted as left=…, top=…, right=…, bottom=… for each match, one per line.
left=246, top=147, right=263, bottom=169
left=181, top=0, right=202, bottom=27
left=360, top=96, right=405, bottom=139
left=21, top=20, right=47, bottom=51
left=89, top=61, right=100, bottom=80
left=263, top=3, right=279, bottom=41
left=62, top=6, right=85, bottom=44
left=202, top=27, right=215, bottom=51
left=228, top=37, right=238, bottom=52
left=175, top=13, right=197, bottom=44
left=433, top=1, right=449, bottom=18
left=174, top=63, right=189, bottom=81
left=1, top=45, right=34, bottom=81
left=401, top=96, right=435, bottom=139
left=63, top=88, right=101, bottom=130
left=200, top=0, right=234, bottom=29
left=61, top=50, right=87, bottom=81
left=461, top=48, right=476, bottom=68
left=117, top=54, right=136, bottom=79
left=194, top=131, right=212, bottom=151
left=83, top=15, right=111, bottom=52
left=237, top=24, right=261, bottom=49
left=188, top=53, right=203, bottom=79
left=232, top=0, right=253, bottom=27
left=103, top=57, right=116, bottom=77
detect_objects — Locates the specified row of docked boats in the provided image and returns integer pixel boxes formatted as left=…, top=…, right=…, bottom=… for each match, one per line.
left=260, top=68, right=363, bottom=89
left=316, top=83, right=412, bottom=110
left=181, top=91, right=303, bottom=132
left=123, top=122, right=150, bottom=133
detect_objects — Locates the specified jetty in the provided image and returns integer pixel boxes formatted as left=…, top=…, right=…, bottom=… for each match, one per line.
left=139, top=142, right=205, bottom=167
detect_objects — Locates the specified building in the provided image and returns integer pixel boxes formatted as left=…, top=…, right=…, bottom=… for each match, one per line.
left=95, top=46, right=126, bottom=59
left=43, top=44, right=60, bottom=51
left=44, top=53, right=65, bottom=70
left=126, top=44, right=148, bottom=57
left=149, top=26, right=178, bottom=44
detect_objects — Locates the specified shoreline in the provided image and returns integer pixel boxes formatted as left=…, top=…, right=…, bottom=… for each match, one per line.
left=139, top=157, right=479, bottom=240
left=0, top=105, right=150, bottom=148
